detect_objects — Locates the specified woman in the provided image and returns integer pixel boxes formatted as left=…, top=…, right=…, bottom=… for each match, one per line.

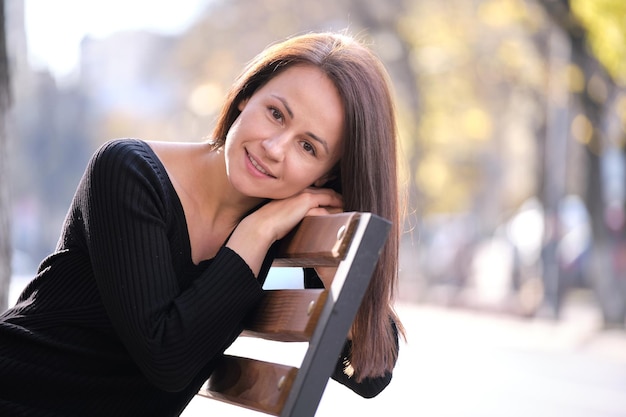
left=0, top=32, right=404, bottom=416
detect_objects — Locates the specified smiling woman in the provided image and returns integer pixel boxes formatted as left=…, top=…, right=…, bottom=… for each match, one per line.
left=224, top=65, right=344, bottom=201
left=0, top=31, right=404, bottom=416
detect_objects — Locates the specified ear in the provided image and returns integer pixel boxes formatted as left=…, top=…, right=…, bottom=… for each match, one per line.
left=313, top=172, right=336, bottom=188
left=237, top=98, right=249, bottom=111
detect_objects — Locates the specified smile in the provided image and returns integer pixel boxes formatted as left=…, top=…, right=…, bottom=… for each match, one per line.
left=247, top=152, right=275, bottom=177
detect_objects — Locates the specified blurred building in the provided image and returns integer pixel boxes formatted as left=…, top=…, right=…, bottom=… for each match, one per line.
left=6, top=0, right=90, bottom=268
left=79, top=31, right=181, bottom=140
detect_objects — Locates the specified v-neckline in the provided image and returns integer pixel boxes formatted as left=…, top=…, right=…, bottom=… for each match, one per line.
left=139, top=140, right=217, bottom=269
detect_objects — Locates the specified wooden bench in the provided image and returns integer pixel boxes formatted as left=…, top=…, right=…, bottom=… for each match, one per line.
left=196, top=212, right=391, bottom=416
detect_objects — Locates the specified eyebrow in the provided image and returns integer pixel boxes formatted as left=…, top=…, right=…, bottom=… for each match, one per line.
left=272, top=94, right=330, bottom=154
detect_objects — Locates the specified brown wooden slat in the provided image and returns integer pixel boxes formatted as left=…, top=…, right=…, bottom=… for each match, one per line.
left=242, top=289, right=327, bottom=342
left=198, top=355, right=298, bottom=416
left=273, top=212, right=360, bottom=267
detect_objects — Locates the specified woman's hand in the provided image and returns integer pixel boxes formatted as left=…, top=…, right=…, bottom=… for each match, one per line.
left=226, top=187, right=343, bottom=275
left=255, top=187, right=343, bottom=241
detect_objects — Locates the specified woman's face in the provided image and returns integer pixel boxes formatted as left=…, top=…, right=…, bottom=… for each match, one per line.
left=224, top=64, right=344, bottom=200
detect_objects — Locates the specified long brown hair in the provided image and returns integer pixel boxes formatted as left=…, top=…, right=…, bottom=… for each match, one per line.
left=213, top=32, right=405, bottom=381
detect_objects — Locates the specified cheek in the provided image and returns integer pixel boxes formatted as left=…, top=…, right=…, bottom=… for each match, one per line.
left=223, top=122, right=244, bottom=170
left=225, top=117, right=242, bottom=144
left=286, top=162, right=328, bottom=188
left=225, top=111, right=267, bottom=147
left=223, top=118, right=249, bottom=160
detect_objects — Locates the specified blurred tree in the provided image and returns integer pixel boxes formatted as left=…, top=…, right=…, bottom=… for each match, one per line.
left=571, top=0, right=626, bottom=85
left=538, top=0, right=626, bottom=323
left=0, top=0, right=12, bottom=311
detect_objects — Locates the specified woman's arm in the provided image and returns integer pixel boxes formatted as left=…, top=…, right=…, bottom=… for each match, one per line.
left=225, top=189, right=343, bottom=277
left=81, top=140, right=265, bottom=392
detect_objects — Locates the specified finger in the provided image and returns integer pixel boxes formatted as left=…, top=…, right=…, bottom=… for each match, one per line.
left=306, top=192, right=342, bottom=210
left=306, top=207, right=333, bottom=217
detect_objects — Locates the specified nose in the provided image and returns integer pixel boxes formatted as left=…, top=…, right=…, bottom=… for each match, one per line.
left=261, top=133, right=288, bottom=162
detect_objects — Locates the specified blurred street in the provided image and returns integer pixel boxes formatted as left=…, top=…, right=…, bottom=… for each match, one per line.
left=183, top=297, right=626, bottom=417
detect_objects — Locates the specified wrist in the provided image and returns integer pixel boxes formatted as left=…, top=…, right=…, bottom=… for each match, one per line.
left=225, top=217, right=275, bottom=276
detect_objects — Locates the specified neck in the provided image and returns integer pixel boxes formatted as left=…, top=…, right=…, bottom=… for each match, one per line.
left=196, top=146, right=265, bottom=227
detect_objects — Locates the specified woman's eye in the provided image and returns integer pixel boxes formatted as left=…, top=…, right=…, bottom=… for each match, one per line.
left=302, top=141, right=316, bottom=155
left=269, top=107, right=283, bottom=122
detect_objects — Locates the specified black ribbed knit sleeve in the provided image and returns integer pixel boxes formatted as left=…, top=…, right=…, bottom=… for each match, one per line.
left=78, top=140, right=264, bottom=392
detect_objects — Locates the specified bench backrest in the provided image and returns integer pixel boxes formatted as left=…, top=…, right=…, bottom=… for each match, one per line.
left=197, top=212, right=391, bottom=417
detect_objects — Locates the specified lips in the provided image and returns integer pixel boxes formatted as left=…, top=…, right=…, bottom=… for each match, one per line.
left=247, top=151, right=275, bottom=178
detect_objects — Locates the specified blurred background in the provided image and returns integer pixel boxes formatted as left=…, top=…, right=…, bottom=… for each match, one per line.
left=0, top=0, right=625, bottom=416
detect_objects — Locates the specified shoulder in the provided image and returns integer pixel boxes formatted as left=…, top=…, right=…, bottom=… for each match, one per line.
left=91, top=138, right=154, bottom=167
left=76, top=139, right=181, bottom=227
left=83, top=139, right=174, bottom=205
left=142, top=140, right=212, bottom=195
left=88, top=138, right=164, bottom=180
